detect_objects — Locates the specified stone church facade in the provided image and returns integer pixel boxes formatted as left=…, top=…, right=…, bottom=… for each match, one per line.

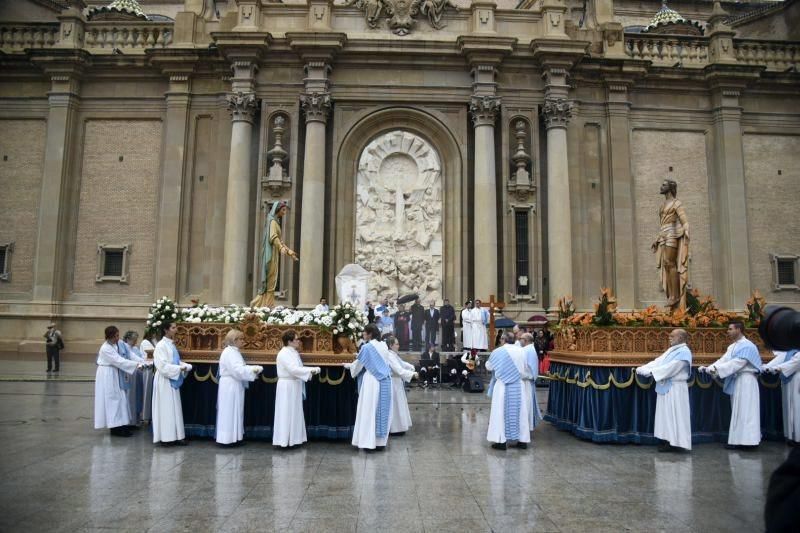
left=0, top=0, right=798, bottom=355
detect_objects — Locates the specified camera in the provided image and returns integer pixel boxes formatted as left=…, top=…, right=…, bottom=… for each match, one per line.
left=758, top=305, right=800, bottom=351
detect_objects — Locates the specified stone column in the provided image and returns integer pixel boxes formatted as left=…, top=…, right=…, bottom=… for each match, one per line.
left=542, top=96, right=574, bottom=309
left=30, top=55, right=86, bottom=304
left=470, top=95, right=501, bottom=299
left=221, top=91, right=258, bottom=304
left=297, top=91, right=331, bottom=307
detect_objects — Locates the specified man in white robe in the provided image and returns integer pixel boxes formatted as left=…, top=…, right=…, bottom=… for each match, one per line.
left=94, top=326, right=142, bottom=437
left=700, top=321, right=763, bottom=449
left=345, top=324, right=394, bottom=451
left=273, top=330, right=321, bottom=448
left=461, top=300, right=474, bottom=350
left=152, top=321, right=192, bottom=446
left=383, top=335, right=417, bottom=435
left=216, top=329, right=263, bottom=446
left=471, top=300, right=489, bottom=351
left=763, top=349, right=800, bottom=446
left=519, top=333, right=543, bottom=433
left=635, top=329, right=693, bottom=452
left=486, top=332, right=530, bottom=449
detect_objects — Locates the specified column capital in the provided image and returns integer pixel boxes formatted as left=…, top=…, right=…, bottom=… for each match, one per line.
left=300, top=91, right=331, bottom=124
left=470, top=95, right=501, bottom=127
left=227, top=91, right=259, bottom=123
left=28, top=48, right=91, bottom=95
left=541, top=97, right=572, bottom=129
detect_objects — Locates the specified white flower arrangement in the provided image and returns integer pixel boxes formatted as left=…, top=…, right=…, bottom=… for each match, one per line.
left=145, top=298, right=367, bottom=341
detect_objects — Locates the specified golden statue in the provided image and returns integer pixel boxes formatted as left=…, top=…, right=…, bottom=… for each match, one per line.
left=651, top=179, right=690, bottom=312
left=250, top=201, right=298, bottom=308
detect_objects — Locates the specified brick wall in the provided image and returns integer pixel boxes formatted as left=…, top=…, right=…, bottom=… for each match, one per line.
left=0, top=119, right=46, bottom=295
left=631, top=130, right=714, bottom=305
left=743, top=134, right=800, bottom=303
left=72, top=119, right=162, bottom=297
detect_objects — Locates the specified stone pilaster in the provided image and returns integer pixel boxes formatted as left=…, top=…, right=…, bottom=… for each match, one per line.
left=28, top=50, right=89, bottom=306
left=705, top=66, right=761, bottom=308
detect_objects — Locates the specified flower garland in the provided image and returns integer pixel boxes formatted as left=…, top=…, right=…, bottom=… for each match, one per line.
left=145, top=298, right=367, bottom=342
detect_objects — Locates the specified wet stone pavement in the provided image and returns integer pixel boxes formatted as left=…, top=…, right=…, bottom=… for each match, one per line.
left=0, top=362, right=788, bottom=532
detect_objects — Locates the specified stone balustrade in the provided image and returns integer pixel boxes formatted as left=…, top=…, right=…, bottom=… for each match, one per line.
left=0, top=23, right=59, bottom=50
left=625, top=34, right=709, bottom=67
left=734, top=39, right=799, bottom=71
left=84, top=22, right=172, bottom=50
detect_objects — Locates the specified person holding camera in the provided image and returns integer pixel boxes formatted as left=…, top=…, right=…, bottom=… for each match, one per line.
left=699, top=321, right=762, bottom=450
left=44, top=323, right=64, bottom=373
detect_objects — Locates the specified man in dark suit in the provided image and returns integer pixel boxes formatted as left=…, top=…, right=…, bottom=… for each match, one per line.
left=410, top=300, right=425, bottom=351
left=440, top=299, right=455, bottom=351
left=424, top=301, right=440, bottom=349
left=420, top=343, right=440, bottom=366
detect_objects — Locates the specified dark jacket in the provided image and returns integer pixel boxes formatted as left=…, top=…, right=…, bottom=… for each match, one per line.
left=420, top=349, right=440, bottom=365
left=424, top=307, right=440, bottom=329
left=410, top=303, right=425, bottom=328
left=440, top=304, right=455, bottom=326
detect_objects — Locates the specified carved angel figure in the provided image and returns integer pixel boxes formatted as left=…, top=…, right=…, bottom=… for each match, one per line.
left=346, top=0, right=385, bottom=28
left=420, top=0, right=456, bottom=29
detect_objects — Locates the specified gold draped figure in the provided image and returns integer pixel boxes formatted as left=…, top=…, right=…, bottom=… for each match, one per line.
left=651, top=179, right=690, bottom=312
left=250, top=201, right=298, bottom=308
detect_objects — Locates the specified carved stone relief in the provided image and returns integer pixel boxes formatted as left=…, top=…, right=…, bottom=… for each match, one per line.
left=345, top=0, right=457, bottom=36
left=354, top=130, right=443, bottom=303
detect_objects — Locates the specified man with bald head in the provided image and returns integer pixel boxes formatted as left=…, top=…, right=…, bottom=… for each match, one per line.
left=635, top=329, right=693, bottom=452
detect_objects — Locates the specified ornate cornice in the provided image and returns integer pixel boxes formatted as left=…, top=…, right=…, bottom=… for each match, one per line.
left=227, top=91, right=258, bottom=123
left=300, top=92, right=331, bottom=124
left=541, top=97, right=572, bottom=129
left=469, top=95, right=501, bottom=126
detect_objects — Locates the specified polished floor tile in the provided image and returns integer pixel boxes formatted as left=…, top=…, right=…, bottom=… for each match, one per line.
left=0, top=373, right=790, bottom=532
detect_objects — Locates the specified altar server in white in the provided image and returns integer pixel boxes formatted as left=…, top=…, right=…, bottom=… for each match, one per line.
left=383, top=335, right=417, bottom=435
left=461, top=300, right=474, bottom=350
left=273, top=330, right=321, bottom=448
left=486, top=332, right=531, bottom=449
left=152, top=321, right=192, bottom=446
left=471, top=299, right=489, bottom=351
left=519, top=333, right=543, bottom=432
left=94, top=326, right=142, bottom=437
left=763, top=349, right=800, bottom=446
left=139, top=332, right=157, bottom=422
left=700, top=321, right=763, bottom=449
left=635, top=329, right=693, bottom=452
left=216, top=329, right=263, bottom=446
left=345, top=324, right=394, bottom=450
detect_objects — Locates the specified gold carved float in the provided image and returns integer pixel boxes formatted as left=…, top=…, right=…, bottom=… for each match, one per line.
left=174, top=315, right=357, bottom=365
left=551, top=326, right=771, bottom=367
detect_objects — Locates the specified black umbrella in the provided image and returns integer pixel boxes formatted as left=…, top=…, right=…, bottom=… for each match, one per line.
left=396, top=293, right=419, bottom=305
left=495, top=317, right=517, bottom=328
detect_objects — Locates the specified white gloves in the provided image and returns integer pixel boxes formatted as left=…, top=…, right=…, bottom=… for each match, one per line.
left=697, top=366, right=708, bottom=374
left=635, top=367, right=651, bottom=377
left=310, top=367, right=321, bottom=375
left=181, top=363, right=193, bottom=372
left=343, top=362, right=352, bottom=369
left=252, top=365, right=264, bottom=375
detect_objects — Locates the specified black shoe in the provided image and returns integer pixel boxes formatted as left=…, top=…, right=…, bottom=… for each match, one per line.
left=174, top=439, right=188, bottom=446
left=788, top=440, right=799, bottom=448
left=110, top=427, right=132, bottom=437
left=724, top=444, right=738, bottom=450
left=658, top=442, right=673, bottom=453
left=390, top=432, right=406, bottom=437
left=375, top=445, right=386, bottom=451
left=515, top=442, right=528, bottom=449
left=46, top=369, right=52, bottom=373
left=491, top=443, right=507, bottom=450
left=125, top=425, right=139, bottom=431
left=738, top=444, right=759, bottom=451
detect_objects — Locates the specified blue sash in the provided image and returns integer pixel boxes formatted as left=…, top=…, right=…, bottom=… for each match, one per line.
left=780, top=350, right=799, bottom=385
left=357, top=342, right=392, bottom=439
left=722, top=339, right=762, bottom=396
left=116, top=341, right=132, bottom=391
left=486, top=347, right=522, bottom=441
left=169, top=342, right=184, bottom=389
left=654, top=344, right=692, bottom=395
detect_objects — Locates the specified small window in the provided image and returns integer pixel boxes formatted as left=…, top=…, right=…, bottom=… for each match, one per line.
left=0, top=242, right=12, bottom=281
left=96, top=244, right=130, bottom=283
left=771, top=254, right=799, bottom=291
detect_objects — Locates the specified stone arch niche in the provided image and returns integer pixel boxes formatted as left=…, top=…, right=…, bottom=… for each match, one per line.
left=331, top=107, right=467, bottom=306
left=355, top=131, right=443, bottom=303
